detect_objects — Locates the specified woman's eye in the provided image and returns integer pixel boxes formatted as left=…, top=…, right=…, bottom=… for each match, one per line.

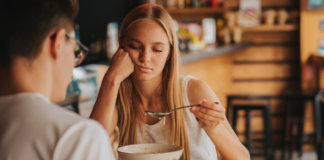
left=129, top=44, right=140, bottom=50
left=153, top=48, right=163, bottom=53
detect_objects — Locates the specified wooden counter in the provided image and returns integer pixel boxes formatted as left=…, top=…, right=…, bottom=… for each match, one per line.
left=180, top=43, right=250, bottom=64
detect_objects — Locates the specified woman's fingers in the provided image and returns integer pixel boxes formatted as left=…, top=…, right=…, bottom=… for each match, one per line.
left=200, top=99, right=225, bottom=112
left=190, top=99, right=226, bottom=128
left=199, top=105, right=224, bottom=117
left=192, top=107, right=223, bottom=119
left=192, top=110, right=222, bottom=127
left=192, top=109, right=224, bottom=121
left=106, top=48, right=134, bottom=82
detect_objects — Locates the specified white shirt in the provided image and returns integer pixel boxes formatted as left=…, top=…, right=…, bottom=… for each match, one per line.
left=0, top=93, right=115, bottom=160
left=135, top=75, right=218, bottom=160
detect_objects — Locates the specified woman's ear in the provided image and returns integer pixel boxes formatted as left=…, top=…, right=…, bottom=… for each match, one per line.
left=49, top=29, right=66, bottom=60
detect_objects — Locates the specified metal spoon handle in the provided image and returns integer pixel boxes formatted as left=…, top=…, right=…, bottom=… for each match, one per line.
left=171, top=104, right=200, bottom=112
left=171, top=102, right=219, bottom=113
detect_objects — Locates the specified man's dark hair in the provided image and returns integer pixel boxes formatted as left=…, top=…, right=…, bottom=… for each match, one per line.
left=0, top=0, right=79, bottom=67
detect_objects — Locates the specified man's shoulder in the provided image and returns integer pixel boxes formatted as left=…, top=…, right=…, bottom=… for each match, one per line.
left=26, top=94, right=84, bottom=124
left=0, top=93, right=111, bottom=160
left=61, top=119, right=108, bottom=141
left=0, top=92, right=85, bottom=133
left=53, top=119, right=115, bottom=160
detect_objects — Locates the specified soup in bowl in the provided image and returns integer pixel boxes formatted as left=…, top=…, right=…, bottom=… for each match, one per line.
left=117, top=143, right=183, bottom=160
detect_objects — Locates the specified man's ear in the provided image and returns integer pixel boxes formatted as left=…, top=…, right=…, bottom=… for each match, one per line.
left=50, top=29, right=66, bottom=60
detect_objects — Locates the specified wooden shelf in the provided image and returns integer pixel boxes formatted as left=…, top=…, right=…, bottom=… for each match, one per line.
left=166, top=7, right=227, bottom=15
left=261, top=0, right=299, bottom=8
left=242, top=24, right=299, bottom=32
left=180, top=43, right=250, bottom=64
left=167, top=7, right=227, bottom=21
left=228, top=0, right=299, bottom=9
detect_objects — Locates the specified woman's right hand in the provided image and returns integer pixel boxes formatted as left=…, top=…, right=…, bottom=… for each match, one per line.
left=105, top=48, right=134, bottom=83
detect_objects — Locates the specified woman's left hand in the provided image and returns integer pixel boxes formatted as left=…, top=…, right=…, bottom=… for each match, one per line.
left=190, top=99, right=226, bottom=129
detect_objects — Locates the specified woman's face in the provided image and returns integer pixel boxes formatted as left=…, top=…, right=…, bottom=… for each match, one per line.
left=123, top=19, right=171, bottom=81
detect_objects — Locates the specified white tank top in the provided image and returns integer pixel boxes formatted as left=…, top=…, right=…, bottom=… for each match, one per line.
left=135, top=75, right=218, bottom=160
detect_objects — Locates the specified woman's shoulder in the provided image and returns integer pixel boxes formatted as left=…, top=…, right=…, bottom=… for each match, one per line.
left=187, top=78, right=209, bottom=92
left=184, top=75, right=218, bottom=105
left=179, top=75, right=210, bottom=93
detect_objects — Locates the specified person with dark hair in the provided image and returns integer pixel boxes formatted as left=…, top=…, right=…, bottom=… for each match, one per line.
left=0, top=0, right=115, bottom=159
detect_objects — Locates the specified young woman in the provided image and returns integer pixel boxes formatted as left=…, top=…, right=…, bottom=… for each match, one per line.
left=90, top=4, right=250, bottom=160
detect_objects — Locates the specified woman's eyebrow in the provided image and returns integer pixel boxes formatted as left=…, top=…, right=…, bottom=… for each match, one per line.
left=152, top=42, right=166, bottom=45
left=128, top=38, right=166, bottom=45
left=128, top=39, right=141, bottom=43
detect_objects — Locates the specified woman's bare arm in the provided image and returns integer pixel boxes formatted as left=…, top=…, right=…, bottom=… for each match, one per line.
left=187, top=78, right=250, bottom=160
left=90, top=49, right=134, bottom=136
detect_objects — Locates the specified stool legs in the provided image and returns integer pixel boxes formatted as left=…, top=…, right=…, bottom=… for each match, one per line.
left=232, top=107, right=238, bottom=134
left=264, top=106, right=273, bottom=160
left=315, top=92, right=323, bottom=160
left=281, top=103, right=288, bottom=160
left=231, top=106, right=273, bottom=160
left=281, top=100, right=303, bottom=160
left=297, top=102, right=306, bottom=158
left=245, top=110, right=252, bottom=151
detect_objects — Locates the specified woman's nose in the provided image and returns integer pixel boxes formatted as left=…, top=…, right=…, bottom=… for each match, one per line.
left=140, top=48, right=151, bottom=62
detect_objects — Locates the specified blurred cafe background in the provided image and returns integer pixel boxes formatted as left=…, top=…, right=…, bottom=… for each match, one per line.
left=59, top=0, right=324, bottom=159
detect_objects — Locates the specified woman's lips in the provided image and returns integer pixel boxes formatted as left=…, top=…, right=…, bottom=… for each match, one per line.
left=136, top=65, right=153, bottom=72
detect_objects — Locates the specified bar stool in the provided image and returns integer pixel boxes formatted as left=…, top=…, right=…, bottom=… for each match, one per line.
left=280, top=94, right=307, bottom=160
left=280, top=91, right=323, bottom=160
left=227, top=95, right=273, bottom=160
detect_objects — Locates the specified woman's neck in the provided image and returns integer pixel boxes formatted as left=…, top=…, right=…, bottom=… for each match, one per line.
left=132, top=75, right=164, bottom=111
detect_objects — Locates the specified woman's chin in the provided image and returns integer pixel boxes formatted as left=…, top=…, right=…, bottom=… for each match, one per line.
left=132, top=73, right=155, bottom=81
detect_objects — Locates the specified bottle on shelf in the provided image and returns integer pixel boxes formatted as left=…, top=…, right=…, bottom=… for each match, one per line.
left=166, top=0, right=177, bottom=8
left=192, top=0, right=201, bottom=8
left=210, top=0, right=219, bottom=8
left=178, top=0, right=185, bottom=8
left=106, top=22, right=119, bottom=59
left=202, top=18, right=216, bottom=45
left=185, top=0, right=191, bottom=7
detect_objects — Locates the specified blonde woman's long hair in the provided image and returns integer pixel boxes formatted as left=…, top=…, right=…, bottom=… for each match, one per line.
left=117, top=4, right=190, bottom=160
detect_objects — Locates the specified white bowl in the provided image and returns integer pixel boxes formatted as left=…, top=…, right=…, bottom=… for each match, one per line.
left=117, top=143, right=183, bottom=160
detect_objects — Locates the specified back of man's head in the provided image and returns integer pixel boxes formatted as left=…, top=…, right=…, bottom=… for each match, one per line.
left=0, top=0, right=79, bottom=68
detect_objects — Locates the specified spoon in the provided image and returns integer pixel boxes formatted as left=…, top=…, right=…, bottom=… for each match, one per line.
left=145, top=102, right=219, bottom=119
